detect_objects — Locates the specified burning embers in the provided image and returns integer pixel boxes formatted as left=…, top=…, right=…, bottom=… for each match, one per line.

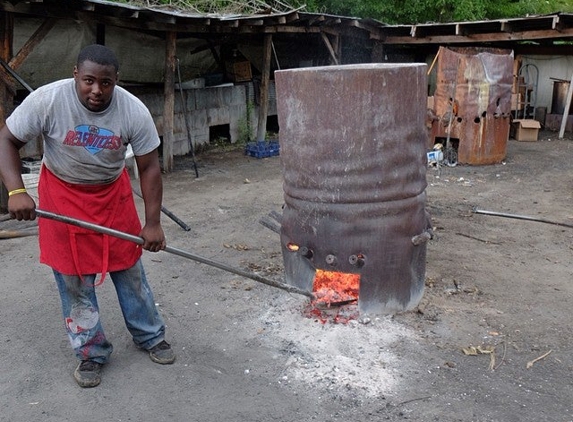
left=286, top=242, right=362, bottom=324
left=286, top=242, right=361, bottom=307
left=305, top=269, right=361, bottom=325
left=313, top=269, right=360, bottom=307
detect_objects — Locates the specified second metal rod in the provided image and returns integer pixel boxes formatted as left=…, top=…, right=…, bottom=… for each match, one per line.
left=473, top=208, right=573, bottom=230
left=132, top=188, right=191, bottom=232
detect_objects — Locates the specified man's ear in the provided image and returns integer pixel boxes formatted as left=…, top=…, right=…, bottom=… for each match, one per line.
left=73, top=65, right=78, bottom=78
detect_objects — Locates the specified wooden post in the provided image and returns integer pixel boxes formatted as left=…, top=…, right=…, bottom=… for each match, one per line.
left=320, top=32, right=339, bottom=65
left=0, top=11, right=13, bottom=213
left=0, top=11, right=13, bottom=123
left=427, top=48, right=440, bottom=75
left=558, top=71, right=573, bottom=139
left=162, top=31, right=176, bottom=172
left=256, top=33, right=272, bottom=143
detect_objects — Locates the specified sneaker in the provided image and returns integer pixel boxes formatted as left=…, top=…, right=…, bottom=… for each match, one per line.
left=73, top=360, right=103, bottom=388
left=148, top=340, right=175, bottom=364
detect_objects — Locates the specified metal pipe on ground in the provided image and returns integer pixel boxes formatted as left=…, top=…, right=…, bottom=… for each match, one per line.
left=473, top=208, right=573, bottom=229
left=35, top=209, right=314, bottom=299
left=0, top=227, right=38, bottom=239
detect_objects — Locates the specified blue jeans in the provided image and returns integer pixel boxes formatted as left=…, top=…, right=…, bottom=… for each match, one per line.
left=53, top=259, right=166, bottom=363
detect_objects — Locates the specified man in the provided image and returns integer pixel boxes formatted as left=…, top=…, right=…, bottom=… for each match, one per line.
left=0, top=44, right=175, bottom=388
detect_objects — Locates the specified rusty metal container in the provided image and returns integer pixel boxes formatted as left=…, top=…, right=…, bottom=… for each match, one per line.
left=275, top=64, right=432, bottom=315
left=430, top=47, right=513, bottom=165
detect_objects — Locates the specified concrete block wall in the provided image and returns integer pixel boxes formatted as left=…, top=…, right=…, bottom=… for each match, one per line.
left=134, top=83, right=250, bottom=156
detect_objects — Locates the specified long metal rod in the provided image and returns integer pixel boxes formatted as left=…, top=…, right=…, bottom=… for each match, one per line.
left=35, top=209, right=313, bottom=299
left=0, top=57, right=34, bottom=93
left=473, top=208, right=573, bottom=230
left=176, top=57, right=199, bottom=178
left=132, top=188, right=191, bottom=232
left=445, top=58, right=460, bottom=152
left=442, top=57, right=460, bottom=167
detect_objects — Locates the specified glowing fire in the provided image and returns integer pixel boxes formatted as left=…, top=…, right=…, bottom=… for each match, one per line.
left=286, top=242, right=299, bottom=251
left=312, top=269, right=360, bottom=307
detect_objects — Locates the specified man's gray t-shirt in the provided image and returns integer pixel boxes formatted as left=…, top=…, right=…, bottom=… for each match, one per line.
left=6, top=78, right=160, bottom=184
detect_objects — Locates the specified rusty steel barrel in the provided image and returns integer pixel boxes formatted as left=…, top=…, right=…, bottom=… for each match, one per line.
left=429, top=47, right=513, bottom=165
left=275, top=63, right=432, bottom=315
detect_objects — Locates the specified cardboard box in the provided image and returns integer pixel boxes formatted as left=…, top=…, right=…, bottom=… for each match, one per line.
left=227, top=61, right=252, bottom=82
left=512, top=119, right=541, bottom=141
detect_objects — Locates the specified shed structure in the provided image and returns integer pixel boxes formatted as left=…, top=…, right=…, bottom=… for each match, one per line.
left=0, top=0, right=381, bottom=168
left=2, top=2, right=573, bottom=210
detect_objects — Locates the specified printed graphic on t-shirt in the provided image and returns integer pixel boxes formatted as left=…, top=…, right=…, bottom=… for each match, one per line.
left=62, top=124, right=122, bottom=154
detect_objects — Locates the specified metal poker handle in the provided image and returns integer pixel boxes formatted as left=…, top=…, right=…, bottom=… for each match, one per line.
left=34, top=209, right=314, bottom=299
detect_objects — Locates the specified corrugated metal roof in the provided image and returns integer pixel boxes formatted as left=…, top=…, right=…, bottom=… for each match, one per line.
left=0, top=0, right=377, bottom=36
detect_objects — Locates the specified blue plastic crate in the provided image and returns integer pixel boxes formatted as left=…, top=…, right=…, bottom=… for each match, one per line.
left=245, top=140, right=280, bottom=158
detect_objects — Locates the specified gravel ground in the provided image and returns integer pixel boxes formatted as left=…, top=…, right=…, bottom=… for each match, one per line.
left=1, top=131, right=572, bottom=421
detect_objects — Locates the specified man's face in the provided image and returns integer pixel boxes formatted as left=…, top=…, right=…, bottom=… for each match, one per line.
left=73, top=60, right=118, bottom=112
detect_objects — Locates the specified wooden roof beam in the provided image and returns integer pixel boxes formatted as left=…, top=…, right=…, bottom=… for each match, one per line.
left=269, top=26, right=320, bottom=34
left=306, top=15, right=325, bottom=26
left=320, top=32, right=338, bottom=65
left=321, top=25, right=371, bottom=39
left=284, top=12, right=299, bottom=23
left=79, top=1, right=140, bottom=19
left=552, top=15, right=559, bottom=29
left=9, top=17, right=56, bottom=71
left=410, top=23, right=456, bottom=38
left=455, top=21, right=509, bottom=36
left=138, top=10, right=175, bottom=24
left=500, top=21, right=512, bottom=33
left=384, top=27, right=573, bottom=45
left=240, top=18, right=264, bottom=26
left=322, top=18, right=341, bottom=26
left=346, top=19, right=378, bottom=33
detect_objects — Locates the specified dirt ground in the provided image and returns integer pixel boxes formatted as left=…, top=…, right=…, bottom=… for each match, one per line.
left=1, top=130, right=573, bottom=422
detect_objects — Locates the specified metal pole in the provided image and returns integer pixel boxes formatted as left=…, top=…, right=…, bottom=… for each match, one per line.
left=473, top=208, right=573, bottom=230
left=132, top=188, right=191, bottom=232
left=558, top=71, right=573, bottom=139
left=0, top=57, right=34, bottom=93
left=445, top=58, right=460, bottom=166
left=176, top=57, right=199, bottom=178
left=35, top=209, right=314, bottom=299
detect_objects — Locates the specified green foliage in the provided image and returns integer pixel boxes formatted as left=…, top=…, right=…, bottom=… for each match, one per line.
left=237, top=100, right=255, bottom=144
left=304, top=0, right=573, bottom=24
left=110, top=0, right=300, bottom=14
left=108, top=0, right=573, bottom=23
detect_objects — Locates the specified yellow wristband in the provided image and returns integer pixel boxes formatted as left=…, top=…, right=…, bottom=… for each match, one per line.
left=8, top=188, right=27, bottom=197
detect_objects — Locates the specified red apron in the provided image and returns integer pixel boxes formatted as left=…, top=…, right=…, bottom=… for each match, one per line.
left=38, top=165, right=142, bottom=284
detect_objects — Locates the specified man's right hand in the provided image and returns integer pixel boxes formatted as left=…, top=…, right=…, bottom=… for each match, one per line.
left=8, top=193, right=36, bottom=220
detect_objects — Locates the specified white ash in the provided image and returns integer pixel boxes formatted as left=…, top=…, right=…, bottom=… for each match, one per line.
left=259, top=295, right=420, bottom=399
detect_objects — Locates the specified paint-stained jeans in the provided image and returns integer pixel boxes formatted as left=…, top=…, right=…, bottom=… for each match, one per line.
left=53, top=259, right=166, bottom=363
